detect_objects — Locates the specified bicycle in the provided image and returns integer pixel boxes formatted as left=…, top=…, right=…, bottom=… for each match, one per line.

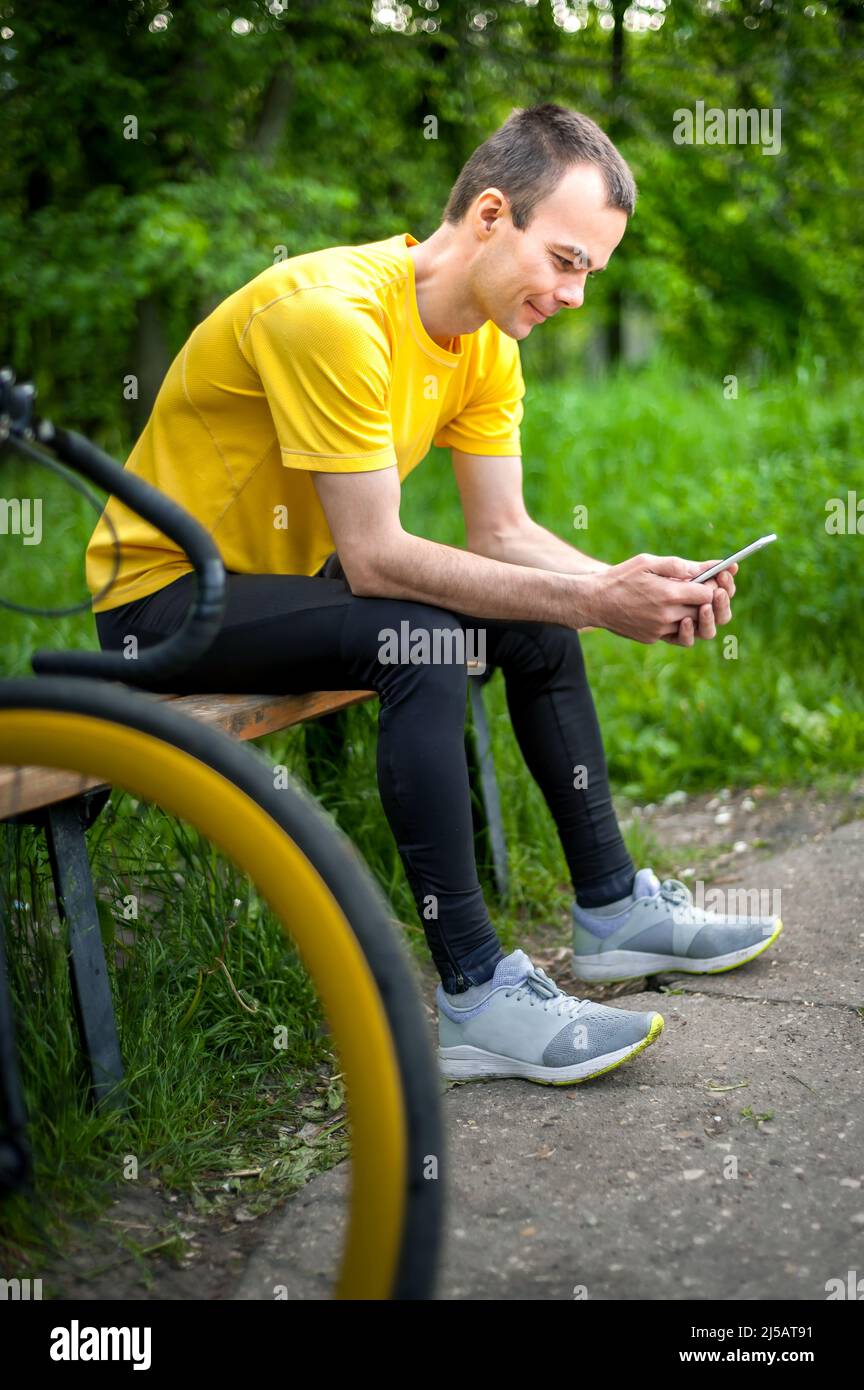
left=0, top=368, right=445, bottom=1300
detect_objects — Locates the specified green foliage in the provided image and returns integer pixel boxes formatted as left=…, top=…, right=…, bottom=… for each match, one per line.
left=2, top=0, right=863, bottom=440
left=400, top=361, right=864, bottom=821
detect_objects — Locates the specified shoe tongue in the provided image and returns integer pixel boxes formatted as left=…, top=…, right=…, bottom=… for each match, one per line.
left=633, top=867, right=661, bottom=900
left=492, top=949, right=561, bottom=1000
left=492, top=948, right=535, bottom=987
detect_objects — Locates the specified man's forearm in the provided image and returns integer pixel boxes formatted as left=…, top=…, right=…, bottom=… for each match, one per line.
left=354, top=531, right=599, bottom=628
left=468, top=517, right=610, bottom=575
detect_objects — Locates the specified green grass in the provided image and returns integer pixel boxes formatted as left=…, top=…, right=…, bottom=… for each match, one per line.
left=1, top=360, right=862, bottom=1280
left=0, top=786, right=348, bottom=1278
left=400, top=354, right=864, bottom=802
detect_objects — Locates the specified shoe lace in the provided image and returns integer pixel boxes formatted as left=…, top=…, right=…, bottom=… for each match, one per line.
left=504, top=966, right=587, bottom=1017
left=657, top=877, right=693, bottom=908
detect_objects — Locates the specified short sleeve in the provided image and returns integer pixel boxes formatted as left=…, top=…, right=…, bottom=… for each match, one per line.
left=241, top=289, right=398, bottom=472
left=433, top=333, right=525, bottom=457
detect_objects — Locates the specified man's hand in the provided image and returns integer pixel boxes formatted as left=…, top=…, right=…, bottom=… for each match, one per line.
left=667, top=561, right=737, bottom=647
left=585, top=553, right=737, bottom=646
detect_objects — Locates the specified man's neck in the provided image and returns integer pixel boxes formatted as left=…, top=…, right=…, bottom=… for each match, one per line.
left=407, top=226, right=487, bottom=345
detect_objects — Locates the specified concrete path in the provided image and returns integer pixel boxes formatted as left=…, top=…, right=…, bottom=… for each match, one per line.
left=234, top=820, right=864, bottom=1300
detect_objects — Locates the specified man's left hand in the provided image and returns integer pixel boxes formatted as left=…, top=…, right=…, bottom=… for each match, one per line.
left=665, top=562, right=738, bottom=648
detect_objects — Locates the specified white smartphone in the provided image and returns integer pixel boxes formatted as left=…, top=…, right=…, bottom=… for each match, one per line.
left=689, top=533, right=778, bottom=584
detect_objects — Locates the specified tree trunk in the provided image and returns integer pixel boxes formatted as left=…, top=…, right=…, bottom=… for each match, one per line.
left=249, top=65, right=296, bottom=166
left=132, top=296, right=171, bottom=434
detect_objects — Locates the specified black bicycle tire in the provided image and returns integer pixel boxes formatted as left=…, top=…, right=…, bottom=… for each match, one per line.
left=0, top=676, right=445, bottom=1300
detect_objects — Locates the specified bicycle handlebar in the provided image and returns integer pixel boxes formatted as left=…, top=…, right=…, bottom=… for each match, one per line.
left=0, top=368, right=226, bottom=684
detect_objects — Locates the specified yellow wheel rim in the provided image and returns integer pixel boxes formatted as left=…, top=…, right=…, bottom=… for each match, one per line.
left=0, top=708, right=407, bottom=1299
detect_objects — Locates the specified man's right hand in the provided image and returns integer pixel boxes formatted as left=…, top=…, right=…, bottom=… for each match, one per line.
left=584, top=553, right=730, bottom=645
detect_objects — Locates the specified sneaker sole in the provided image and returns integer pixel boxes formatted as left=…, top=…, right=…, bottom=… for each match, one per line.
left=437, top=1011, right=664, bottom=1086
left=571, top=919, right=784, bottom=984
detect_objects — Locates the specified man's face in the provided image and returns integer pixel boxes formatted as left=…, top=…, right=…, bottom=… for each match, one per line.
left=471, top=163, right=629, bottom=339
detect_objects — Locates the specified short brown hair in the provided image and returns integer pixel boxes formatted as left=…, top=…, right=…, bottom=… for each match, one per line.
left=442, top=102, right=637, bottom=229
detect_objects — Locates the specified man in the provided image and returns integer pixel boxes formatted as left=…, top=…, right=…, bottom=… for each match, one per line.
left=87, top=103, right=781, bottom=1087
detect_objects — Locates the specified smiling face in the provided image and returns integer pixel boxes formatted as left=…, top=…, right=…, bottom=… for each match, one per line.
left=469, top=162, right=629, bottom=339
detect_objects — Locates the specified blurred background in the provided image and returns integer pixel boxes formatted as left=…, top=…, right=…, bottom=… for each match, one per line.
left=2, top=0, right=862, bottom=420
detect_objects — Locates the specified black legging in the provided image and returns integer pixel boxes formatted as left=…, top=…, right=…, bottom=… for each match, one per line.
left=95, top=563, right=634, bottom=993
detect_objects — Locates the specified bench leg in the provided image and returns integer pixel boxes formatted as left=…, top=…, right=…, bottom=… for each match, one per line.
left=42, top=800, right=126, bottom=1112
left=0, top=836, right=33, bottom=1194
left=467, top=676, right=510, bottom=903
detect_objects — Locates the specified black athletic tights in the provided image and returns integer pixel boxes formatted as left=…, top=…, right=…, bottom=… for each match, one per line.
left=95, top=562, right=635, bottom=993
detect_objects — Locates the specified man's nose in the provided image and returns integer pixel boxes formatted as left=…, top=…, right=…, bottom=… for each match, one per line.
left=555, top=280, right=585, bottom=310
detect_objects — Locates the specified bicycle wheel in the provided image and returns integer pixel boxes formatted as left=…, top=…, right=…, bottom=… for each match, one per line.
left=0, top=676, right=444, bottom=1300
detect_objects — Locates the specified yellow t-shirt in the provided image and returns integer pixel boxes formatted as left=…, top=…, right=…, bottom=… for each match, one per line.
left=85, top=231, right=526, bottom=613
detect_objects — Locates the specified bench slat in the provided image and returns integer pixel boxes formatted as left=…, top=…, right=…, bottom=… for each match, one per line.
left=0, top=687, right=376, bottom=819
left=167, top=687, right=375, bottom=739
left=0, top=658, right=486, bottom=819
left=0, top=766, right=109, bottom=819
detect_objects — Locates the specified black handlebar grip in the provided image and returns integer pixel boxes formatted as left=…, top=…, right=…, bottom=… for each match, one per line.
left=30, top=427, right=227, bottom=684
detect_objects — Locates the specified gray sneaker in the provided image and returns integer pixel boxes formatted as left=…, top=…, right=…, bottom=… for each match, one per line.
left=572, top=867, right=783, bottom=983
left=437, top=948, right=664, bottom=1086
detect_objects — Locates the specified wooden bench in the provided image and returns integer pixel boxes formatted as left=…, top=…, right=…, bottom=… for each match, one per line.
left=0, top=687, right=379, bottom=820
left=0, top=674, right=508, bottom=1133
